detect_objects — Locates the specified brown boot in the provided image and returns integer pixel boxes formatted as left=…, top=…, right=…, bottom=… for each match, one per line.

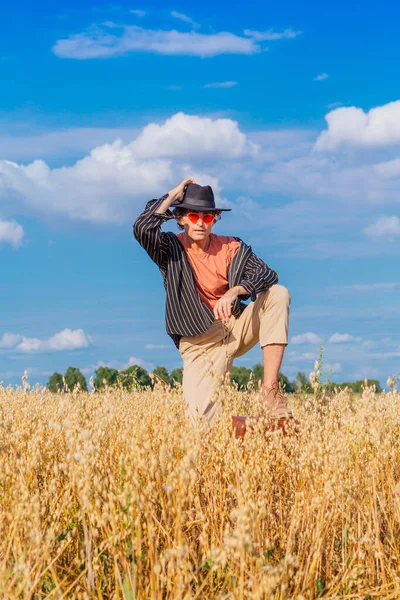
left=259, top=381, right=294, bottom=418
left=232, top=382, right=299, bottom=440
left=232, top=414, right=298, bottom=440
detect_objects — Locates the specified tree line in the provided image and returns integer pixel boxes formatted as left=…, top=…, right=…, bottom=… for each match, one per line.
left=47, top=365, right=184, bottom=392
left=47, top=364, right=382, bottom=394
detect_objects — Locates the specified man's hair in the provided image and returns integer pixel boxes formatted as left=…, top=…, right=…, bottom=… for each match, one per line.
left=172, top=207, right=222, bottom=231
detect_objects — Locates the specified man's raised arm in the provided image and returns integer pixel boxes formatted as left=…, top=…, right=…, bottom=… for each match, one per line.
left=154, top=177, right=194, bottom=215
left=133, top=178, right=194, bottom=268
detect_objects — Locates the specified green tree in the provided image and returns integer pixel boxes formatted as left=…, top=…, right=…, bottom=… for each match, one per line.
left=93, top=366, right=118, bottom=391
left=119, top=365, right=151, bottom=390
left=64, top=367, right=88, bottom=392
left=365, top=379, right=382, bottom=393
left=170, top=368, right=183, bottom=386
left=334, top=379, right=382, bottom=394
left=47, top=372, right=64, bottom=393
left=278, top=372, right=295, bottom=393
left=252, top=363, right=263, bottom=387
left=152, top=366, right=171, bottom=385
left=231, top=366, right=252, bottom=390
left=295, top=371, right=312, bottom=393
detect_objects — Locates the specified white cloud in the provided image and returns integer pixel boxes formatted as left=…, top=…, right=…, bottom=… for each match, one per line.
left=0, top=113, right=256, bottom=224
left=286, top=335, right=399, bottom=382
left=52, top=21, right=303, bottom=60
left=53, top=25, right=260, bottom=59
left=13, top=328, right=92, bottom=353
left=204, top=81, right=237, bottom=88
left=246, top=121, right=400, bottom=222
left=364, top=216, right=400, bottom=239
left=170, top=11, right=199, bottom=28
left=244, top=28, right=302, bottom=41
left=0, top=219, right=24, bottom=248
left=130, top=9, right=146, bottom=17
left=315, top=100, right=400, bottom=149
left=328, top=333, right=362, bottom=343
left=373, top=157, right=400, bottom=179
left=0, top=333, right=22, bottom=348
left=129, top=112, right=258, bottom=159
left=126, top=356, right=154, bottom=371
left=291, top=332, right=321, bottom=345
left=3, top=101, right=400, bottom=258
left=314, top=73, right=329, bottom=81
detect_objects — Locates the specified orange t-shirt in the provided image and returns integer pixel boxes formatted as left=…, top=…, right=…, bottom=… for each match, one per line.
left=177, top=233, right=240, bottom=310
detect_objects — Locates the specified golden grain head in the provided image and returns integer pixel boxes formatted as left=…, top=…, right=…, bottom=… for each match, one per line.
left=0, top=380, right=400, bottom=598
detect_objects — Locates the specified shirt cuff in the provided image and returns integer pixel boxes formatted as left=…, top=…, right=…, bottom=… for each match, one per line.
left=240, top=281, right=257, bottom=302
left=151, top=195, right=174, bottom=221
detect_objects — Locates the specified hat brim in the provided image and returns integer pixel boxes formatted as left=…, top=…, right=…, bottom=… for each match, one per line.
left=170, top=201, right=231, bottom=211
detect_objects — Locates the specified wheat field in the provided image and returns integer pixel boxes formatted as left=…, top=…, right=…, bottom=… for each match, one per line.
left=1, top=378, right=400, bottom=599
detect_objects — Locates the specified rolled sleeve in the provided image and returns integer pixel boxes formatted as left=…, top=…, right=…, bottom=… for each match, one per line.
left=149, top=196, right=175, bottom=222
left=241, top=252, right=278, bottom=299
left=240, top=280, right=257, bottom=302
left=133, top=196, right=174, bottom=269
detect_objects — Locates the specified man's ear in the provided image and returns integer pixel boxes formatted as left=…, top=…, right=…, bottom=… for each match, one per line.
left=176, top=214, right=186, bottom=229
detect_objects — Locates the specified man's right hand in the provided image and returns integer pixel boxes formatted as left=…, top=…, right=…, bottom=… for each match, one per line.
left=155, top=177, right=195, bottom=216
left=167, top=177, right=195, bottom=204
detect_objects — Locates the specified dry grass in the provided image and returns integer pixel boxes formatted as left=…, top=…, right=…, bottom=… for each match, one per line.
left=1, top=380, right=400, bottom=599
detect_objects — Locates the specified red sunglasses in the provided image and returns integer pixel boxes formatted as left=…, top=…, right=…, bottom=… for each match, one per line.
left=187, top=212, right=215, bottom=224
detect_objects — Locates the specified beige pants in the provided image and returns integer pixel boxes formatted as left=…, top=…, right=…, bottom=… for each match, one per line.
left=179, top=284, right=290, bottom=425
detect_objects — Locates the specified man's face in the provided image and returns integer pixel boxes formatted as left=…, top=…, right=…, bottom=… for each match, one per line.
left=179, top=211, right=217, bottom=242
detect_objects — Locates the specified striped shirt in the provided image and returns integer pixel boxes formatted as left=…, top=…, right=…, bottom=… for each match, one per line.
left=133, top=197, right=278, bottom=348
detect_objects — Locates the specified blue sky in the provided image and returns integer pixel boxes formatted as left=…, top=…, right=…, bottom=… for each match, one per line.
left=1, top=0, right=400, bottom=388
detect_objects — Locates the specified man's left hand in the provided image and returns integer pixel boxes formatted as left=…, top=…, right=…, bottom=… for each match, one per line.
left=213, top=286, right=247, bottom=320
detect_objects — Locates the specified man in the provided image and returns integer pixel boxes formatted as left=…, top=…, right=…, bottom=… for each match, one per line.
left=134, top=178, right=293, bottom=425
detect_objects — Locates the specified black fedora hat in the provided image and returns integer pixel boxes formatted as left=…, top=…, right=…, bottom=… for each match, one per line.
left=171, top=183, right=231, bottom=212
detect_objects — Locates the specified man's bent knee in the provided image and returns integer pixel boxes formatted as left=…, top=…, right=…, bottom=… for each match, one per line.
left=262, top=284, right=291, bottom=305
